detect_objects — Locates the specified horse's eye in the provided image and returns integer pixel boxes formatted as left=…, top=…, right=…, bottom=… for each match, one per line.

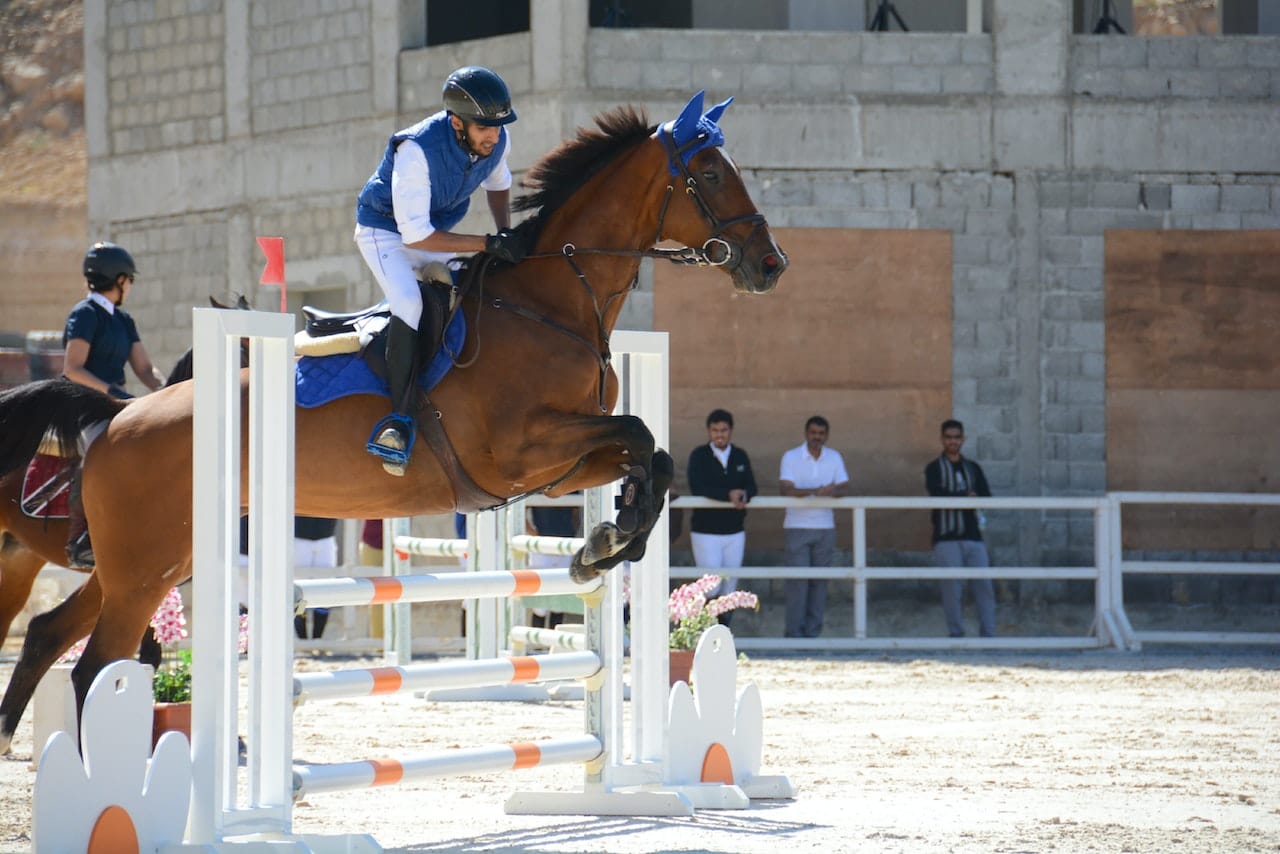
left=701, top=169, right=720, bottom=184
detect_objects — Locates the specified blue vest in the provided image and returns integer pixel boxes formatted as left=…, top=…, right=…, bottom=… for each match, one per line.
left=355, top=111, right=508, bottom=235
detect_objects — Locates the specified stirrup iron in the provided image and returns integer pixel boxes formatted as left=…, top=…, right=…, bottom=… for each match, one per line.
left=366, top=413, right=416, bottom=476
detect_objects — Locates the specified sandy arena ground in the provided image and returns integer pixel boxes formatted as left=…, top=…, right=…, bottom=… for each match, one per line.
left=1, top=645, right=1278, bottom=853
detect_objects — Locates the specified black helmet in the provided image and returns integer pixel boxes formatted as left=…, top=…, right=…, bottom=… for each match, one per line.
left=442, top=66, right=516, bottom=126
left=83, top=242, right=137, bottom=291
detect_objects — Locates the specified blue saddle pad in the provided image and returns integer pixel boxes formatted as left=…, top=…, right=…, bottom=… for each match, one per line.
left=295, top=312, right=465, bottom=408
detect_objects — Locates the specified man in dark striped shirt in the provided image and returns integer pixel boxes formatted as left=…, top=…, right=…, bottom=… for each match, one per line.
left=924, top=419, right=996, bottom=638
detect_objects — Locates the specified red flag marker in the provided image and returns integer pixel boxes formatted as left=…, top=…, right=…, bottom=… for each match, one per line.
left=256, top=236, right=286, bottom=311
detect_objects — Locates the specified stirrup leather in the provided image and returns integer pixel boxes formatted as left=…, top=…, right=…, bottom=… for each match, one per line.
left=366, top=413, right=416, bottom=466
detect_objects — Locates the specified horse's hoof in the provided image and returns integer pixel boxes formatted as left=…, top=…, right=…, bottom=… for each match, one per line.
left=569, top=554, right=601, bottom=583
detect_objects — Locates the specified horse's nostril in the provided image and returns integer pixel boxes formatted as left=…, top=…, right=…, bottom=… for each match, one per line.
left=763, top=254, right=779, bottom=270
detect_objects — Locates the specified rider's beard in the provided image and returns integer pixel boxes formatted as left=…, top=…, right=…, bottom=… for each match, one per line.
left=456, top=123, right=492, bottom=158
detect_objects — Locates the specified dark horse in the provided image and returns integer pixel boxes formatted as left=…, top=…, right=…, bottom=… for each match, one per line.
left=0, top=92, right=787, bottom=753
left=0, top=296, right=251, bottom=677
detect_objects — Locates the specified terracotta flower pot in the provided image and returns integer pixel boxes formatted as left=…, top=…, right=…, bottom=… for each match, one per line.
left=151, top=701, right=192, bottom=750
left=668, top=649, right=695, bottom=687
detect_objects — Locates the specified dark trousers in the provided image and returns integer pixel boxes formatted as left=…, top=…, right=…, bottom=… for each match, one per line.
left=784, top=528, right=835, bottom=638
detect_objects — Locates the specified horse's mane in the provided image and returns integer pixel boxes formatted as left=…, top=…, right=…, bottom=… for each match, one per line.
left=512, top=105, right=656, bottom=246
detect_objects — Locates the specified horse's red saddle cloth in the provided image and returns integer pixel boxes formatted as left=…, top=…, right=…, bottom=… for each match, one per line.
left=21, top=453, right=74, bottom=519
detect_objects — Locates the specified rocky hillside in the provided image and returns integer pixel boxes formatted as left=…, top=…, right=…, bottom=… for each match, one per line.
left=0, top=0, right=87, bottom=331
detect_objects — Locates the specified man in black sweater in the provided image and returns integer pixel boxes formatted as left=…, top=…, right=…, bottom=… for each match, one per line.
left=686, top=409, right=758, bottom=624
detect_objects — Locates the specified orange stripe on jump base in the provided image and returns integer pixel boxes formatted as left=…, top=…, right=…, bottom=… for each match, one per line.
left=509, top=656, right=540, bottom=683
left=701, top=742, right=735, bottom=786
left=368, top=758, right=404, bottom=787
left=510, top=742, right=542, bottom=770
left=368, top=577, right=404, bottom=604
left=510, top=570, right=542, bottom=595
left=367, top=667, right=404, bottom=694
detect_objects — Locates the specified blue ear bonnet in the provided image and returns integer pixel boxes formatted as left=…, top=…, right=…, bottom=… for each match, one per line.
left=662, top=90, right=733, bottom=175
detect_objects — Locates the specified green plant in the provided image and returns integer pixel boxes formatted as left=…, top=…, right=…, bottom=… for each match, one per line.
left=152, top=649, right=192, bottom=704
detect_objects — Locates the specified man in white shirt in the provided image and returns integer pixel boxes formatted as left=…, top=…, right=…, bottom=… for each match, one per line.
left=778, top=415, right=849, bottom=638
left=354, top=66, right=525, bottom=476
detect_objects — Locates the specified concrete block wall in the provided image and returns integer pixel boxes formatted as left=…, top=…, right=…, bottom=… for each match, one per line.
left=588, top=30, right=994, bottom=96
left=248, top=0, right=374, bottom=134
left=105, top=0, right=226, bottom=154
left=110, top=212, right=230, bottom=371
left=1071, top=35, right=1280, bottom=99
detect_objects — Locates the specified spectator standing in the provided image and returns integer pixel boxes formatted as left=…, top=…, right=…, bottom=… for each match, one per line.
left=294, top=516, right=339, bottom=640
left=924, top=419, right=996, bottom=638
left=778, top=415, right=849, bottom=638
left=686, top=408, right=758, bottom=626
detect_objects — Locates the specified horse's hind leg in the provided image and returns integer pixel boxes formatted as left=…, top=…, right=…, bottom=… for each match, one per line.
left=0, top=539, right=50, bottom=642
left=0, top=573, right=102, bottom=756
left=70, top=585, right=170, bottom=731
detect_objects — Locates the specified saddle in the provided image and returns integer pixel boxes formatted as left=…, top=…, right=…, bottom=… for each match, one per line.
left=296, top=267, right=503, bottom=513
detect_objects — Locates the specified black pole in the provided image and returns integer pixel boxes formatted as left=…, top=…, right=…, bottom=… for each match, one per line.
left=1092, top=0, right=1126, bottom=34
left=868, top=0, right=909, bottom=32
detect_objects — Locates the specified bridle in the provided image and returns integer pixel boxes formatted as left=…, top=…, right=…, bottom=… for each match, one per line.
left=466, top=128, right=773, bottom=412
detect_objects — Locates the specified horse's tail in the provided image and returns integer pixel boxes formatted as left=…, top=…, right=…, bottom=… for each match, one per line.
left=0, top=379, right=128, bottom=476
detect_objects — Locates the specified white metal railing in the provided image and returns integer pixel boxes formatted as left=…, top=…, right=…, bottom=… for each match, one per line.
left=669, top=495, right=1122, bottom=651
left=1108, top=492, right=1280, bottom=646
left=668, top=493, right=1280, bottom=651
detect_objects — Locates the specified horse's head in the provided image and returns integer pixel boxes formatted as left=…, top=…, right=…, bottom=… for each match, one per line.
left=654, top=91, right=788, bottom=294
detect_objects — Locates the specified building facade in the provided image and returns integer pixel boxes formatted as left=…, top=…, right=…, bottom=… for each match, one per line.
left=83, top=0, right=1280, bottom=569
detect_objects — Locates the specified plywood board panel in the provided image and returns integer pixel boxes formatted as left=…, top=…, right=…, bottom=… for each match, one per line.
left=655, top=228, right=952, bottom=392
left=657, top=228, right=954, bottom=554
left=1106, top=230, right=1280, bottom=391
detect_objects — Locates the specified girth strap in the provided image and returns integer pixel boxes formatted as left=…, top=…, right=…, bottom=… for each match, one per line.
left=412, top=392, right=505, bottom=513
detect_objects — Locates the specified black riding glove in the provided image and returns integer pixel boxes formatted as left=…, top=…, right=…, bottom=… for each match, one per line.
left=483, top=229, right=526, bottom=265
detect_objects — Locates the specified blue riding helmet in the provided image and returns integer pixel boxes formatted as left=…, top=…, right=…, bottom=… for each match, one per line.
left=442, top=66, right=517, bottom=126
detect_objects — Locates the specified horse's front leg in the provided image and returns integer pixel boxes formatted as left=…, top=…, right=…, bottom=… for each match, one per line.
left=572, top=446, right=673, bottom=580
left=518, top=413, right=672, bottom=581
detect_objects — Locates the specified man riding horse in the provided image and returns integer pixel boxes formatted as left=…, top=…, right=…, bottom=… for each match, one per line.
left=355, top=65, right=527, bottom=476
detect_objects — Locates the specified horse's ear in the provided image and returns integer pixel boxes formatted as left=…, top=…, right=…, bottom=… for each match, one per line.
left=237, top=295, right=251, bottom=311
left=670, top=90, right=706, bottom=147
left=208, top=295, right=228, bottom=309
left=704, top=96, right=733, bottom=126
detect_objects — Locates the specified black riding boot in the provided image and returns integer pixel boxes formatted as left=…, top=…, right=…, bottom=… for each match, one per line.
left=65, top=467, right=94, bottom=569
left=368, top=317, right=424, bottom=477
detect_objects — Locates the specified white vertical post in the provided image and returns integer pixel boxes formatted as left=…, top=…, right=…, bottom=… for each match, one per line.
left=390, top=517, right=412, bottom=666
left=472, top=510, right=502, bottom=660
left=381, top=518, right=396, bottom=661
left=614, top=331, right=670, bottom=773
left=190, top=307, right=294, bottom=844
left=966, top=0, right=983, bottom=33
left=1093, top=500, right=1112, bottom=646
left=853, top=506, right=867, bottom=640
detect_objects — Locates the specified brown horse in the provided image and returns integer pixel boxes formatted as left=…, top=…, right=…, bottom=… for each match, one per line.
left=0, top=297, right=250, bottom=667
left=0, top=92, right=787, bottom=753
